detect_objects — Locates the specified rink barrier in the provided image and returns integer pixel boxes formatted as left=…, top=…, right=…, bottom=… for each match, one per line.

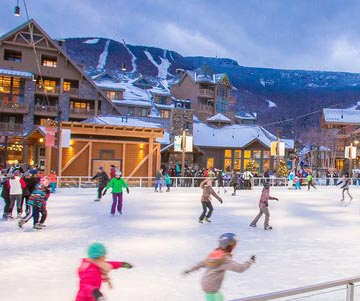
left=54, top=176, right=360, bottom=189
left=230, top=276, right=360, bottom=301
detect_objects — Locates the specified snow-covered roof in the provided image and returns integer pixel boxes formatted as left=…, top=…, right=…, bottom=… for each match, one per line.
left=207, top=113, right=231, bottom=123
left=323, top=108, right=360, bottom=124
left=149, top=88, right=171, bottom=97
left=193, top=123, right=294, bottom=149
left=113, top=99, right=152, bottom=107
left=0, top=68, right=33, bottom=78
left=156, top=131, right=170, bottom=144
left=83, top=115, right=163, bottom=129
left=235, top=112, right=257, bottom=120
left=154, top=103, right=174, bottom=110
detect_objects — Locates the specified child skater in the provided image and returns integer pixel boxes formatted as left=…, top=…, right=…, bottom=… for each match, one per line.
left=250, top=182, right=279, bottom=230
left=165, top=172, right=171, bottom=192
left=18, top=183, right=47, bottom=230
left=294, top=176, right=301, bottom=190
left=337, top=174, right=353, bottom=201
left=103, top=171, right=129, bottom=215
left=199, top=178, right=223, bottom=223
left=75, top=242, right=133, bottom=301
left=183, top=233, right=255, bottom=301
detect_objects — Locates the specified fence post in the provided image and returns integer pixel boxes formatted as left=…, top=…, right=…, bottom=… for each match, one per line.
left=79, top=177, right=82, bottom=189
left=175, top=177, right=178, bottom=188
left=346, top=283, right=354, bottom=301
left=140, top=178, right=142, bottom=188
left=192, top=177, right=195, bottom=187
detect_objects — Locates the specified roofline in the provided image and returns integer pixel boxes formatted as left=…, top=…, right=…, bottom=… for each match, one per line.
left=1, top=19, right=123, bottom=116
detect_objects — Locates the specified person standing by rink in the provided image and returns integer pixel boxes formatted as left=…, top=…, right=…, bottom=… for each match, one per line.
left=103, top=171, right=129, bottom=215
left=183, top=233, right=255, bottom=301
left=75, top=242, right=133, bottom=301
left=230, top=170, right=239, bottom=196
left=307, top=172, right=317, bottom=191
left=337, top=175, right=353, bottom=202
left=198, top=178, right=223, bottom=223
left=250, top=182, right=279, bottom=230
left=91, top=167, right=110, bottom=202
left=7, top=171, right=26, bottom=218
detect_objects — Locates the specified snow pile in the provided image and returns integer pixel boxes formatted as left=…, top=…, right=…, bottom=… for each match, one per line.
left=83, top=38, right=100, bottom=44
left=96, top=40, right=110, bottom=71
left=1, top=188, right=360, bottom=301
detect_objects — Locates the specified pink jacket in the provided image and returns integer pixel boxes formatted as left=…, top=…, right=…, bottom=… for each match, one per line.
left=259, top=188, right=277, bottom=208
left=75, top=259, right=123, bottom=301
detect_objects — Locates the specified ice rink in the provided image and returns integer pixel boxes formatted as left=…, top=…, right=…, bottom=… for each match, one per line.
left=1, top=186, right=360, bottom=301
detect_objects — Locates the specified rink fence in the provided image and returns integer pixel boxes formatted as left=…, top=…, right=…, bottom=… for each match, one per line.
left=55, top=176, right=360, bottom=189
left=230, top=275, right=360, bottom=301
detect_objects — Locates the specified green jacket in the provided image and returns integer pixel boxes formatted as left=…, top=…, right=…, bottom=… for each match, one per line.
left=105, top=177, right=128, bottom=193
left=307, top=174, right=313, bottom=181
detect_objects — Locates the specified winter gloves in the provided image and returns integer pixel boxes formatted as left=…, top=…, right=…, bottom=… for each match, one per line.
left=93, top=289, right=105, bottom=301
left=122, top=262, right=133, bottom=269
left=102, top=189, right=107, bottom=196
left=126, top=187, right=130, bottom=194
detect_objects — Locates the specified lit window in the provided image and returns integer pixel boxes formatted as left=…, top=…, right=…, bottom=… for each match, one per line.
left=63, top=81, right=71, bottom=92
left=244, top=150, right=251, bottom=159
left=4, top=49, right=22, bottom=62
left=161, top=110, right=170, bottom=119
left=224, top=149, right=232, bottom=158
left=234, top=150, right=242, bottom=158
left=38, top=79, right=57, bottom=93
left=41, top=55, right=57, bottom=67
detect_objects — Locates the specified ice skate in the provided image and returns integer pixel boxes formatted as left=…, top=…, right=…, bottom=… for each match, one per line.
left=249, top=224, right=256, bottom=228
left=33, top=223, right=42, bottom=230
left=264, top=225, right=273, bottom=230
left=18, top=220, right=25, bottom=228
left=231, top=192, right=236, bottom=196
left=94, top=198, right=100, bottom=202
left=39, top=223, right=46, bottom=228
left=205, top=218, right=211, bottom=223
left=198, top=219, right=204, bottom=224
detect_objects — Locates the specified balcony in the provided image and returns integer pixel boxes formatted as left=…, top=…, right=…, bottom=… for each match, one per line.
left=64, top=87, right=79, bottom=97
left=34, top=104, right=58, bottom=117
left=199, top=89, right=215, bottom=98
left=0, top=100, right=29, bottom=114
left=36, top=84, right=60, bottom=95
left=69, top=108, right=97, bottom=119
left=198, top=104, right=214, bottom=114
left=0, top=122, right=23, bottom=133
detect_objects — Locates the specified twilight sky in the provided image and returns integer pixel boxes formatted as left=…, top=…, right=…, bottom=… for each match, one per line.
left=2, top=0, right=360, bottom=72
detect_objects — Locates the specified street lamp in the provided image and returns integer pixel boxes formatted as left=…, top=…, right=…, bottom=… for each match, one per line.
left=14, top=0, right=20, bottom=16
left=180, top=129, right=189, bottom=178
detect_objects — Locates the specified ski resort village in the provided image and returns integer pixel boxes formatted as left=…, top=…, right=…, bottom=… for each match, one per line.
left=2, top=1, right=360, bottom=301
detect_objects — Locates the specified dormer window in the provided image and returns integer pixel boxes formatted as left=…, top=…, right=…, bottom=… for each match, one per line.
left=42, top=55, right=57, bottom=67
left=4, top=49, right=22, bottom=62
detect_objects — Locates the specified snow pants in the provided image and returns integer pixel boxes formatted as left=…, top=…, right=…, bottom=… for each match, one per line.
left=307, top=180, right=316, bottom=190
left=250, top=207, right=270, bottom=228
left=199, top=202, right=213, bottom=221
left=111, top=193, right=123, bottom=214
left=49, top=182, right=56, bottom=193
left=155, top=180, right=162, bottom=191
left=39, top=207, right=47, bottom=224
left=97, top=185, right=106, bottom=200
left=205, top=292, right=224, bottom=301
left=342, top=188, right=352, bottom=200
left=9, top=194, right=23, bottom=215
left=2, top=196, right=10, bottom=217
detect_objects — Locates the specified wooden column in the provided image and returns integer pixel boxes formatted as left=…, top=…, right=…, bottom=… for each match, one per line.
left=148, top=138, right=154, bottom=185
left=122, top=143, right=126, bottom=175
left=45, top=146, right=52, bottom=175
left=88, top=141, right=93, bottom=176
left=156, top=144, right=161, bottom=170
left=58, top=143, right=63, bottom=177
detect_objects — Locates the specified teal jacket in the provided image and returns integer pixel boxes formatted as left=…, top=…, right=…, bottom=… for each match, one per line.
left=105, top=177, right=128, bottom=193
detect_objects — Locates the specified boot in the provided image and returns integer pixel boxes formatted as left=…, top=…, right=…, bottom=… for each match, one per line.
left=264, top=225, right=273, bottom=230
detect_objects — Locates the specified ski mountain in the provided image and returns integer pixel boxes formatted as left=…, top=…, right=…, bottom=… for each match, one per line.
left=63, top=37, right=360, bottom=135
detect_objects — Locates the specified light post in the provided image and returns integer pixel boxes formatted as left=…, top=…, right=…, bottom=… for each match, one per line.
left=276, top=128, right=282, bottom=177
left=181, top=129, right=189, bottom=178
left=55, top=107, right=62, bottom=175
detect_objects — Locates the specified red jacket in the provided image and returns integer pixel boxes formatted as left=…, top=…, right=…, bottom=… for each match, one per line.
left=75, top=259, right=124, bottom=301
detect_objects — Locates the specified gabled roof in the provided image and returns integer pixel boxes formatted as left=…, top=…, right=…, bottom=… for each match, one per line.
left=174, top=70, right=234, bottom=88
left=207, top=113, right=231, bottom=123
left=0, top=19, right=122, bottom=115
left=323, top=108, right=360, bottom=125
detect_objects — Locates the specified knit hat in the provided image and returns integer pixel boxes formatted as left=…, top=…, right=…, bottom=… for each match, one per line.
left=87, top=242, right=106, bottom=259
left=98, top=167, right=103, bottom=171
left=24, top=171, right=31, bottom=177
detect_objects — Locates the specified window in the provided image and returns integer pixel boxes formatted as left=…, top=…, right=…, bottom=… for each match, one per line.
left=263, top=151, right=270, bottom=159
left=39, top=147, right=46, bottom=157
left=159, top=96, right=167, bottom=105
left=38, top=79, right=57, bottom=93
left=70, top=101, right=90, bottom=109
left=106, top=90, right=122, bottom=100
left=41, top=55, right=57, bottom=67
left=127, top=107, right=134, bottom=116
left=224, top=159, right=232, bottom=172
left=161, top=110, right=170, bottom=119
left=253, top=150, right=262, bottom=159
left=234, top=150, right=242, bottom=158
left=138, top=108, right=148, bottom=117
left=224, top=149, right=232, bottom=158
left=63, top=81, right=71, bottom=92
left=0, top=76, right=25, bottom=103
left=233, top=159, right=241, bottom=171
left=4, top=49, right=22, bottom=62
left=244, top=150, right=251, bottom=158
left=207, top=158, right=214, bottom=169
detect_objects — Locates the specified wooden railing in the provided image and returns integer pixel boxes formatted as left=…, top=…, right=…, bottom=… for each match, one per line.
left=69, top=108, right=96, bottom=118
left=64, top=87, right=79, bottom=97
left=199, top=88, right=215, bottom=98
left=34, top=104, right=58, bottom=116
left=36, top=84, right=60, bottom=94
left=0, top=100, right=28, bottom=114
left=0, top=122, right=23, bottom=132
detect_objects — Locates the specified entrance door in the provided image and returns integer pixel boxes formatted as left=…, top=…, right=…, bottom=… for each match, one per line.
left=92, top=159, right=122, bottom=176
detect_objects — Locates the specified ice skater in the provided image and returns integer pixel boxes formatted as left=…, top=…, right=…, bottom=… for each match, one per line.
left=216, top=169, right=227, bottom=194
left=307, top=173, right=316, bottom=191
left=337, top=175, right=353, bottom=202
left=294, top=176, right=301, bottom=190
left=165, top=172, right=171, bottom=192
left=183, top=233, right=255, bottom=301
left=103, top=171, right=129, bottom=215
left=250, top=182, right=279, bottom=230
left=91, top=167, right=110, bottom=202
left=230, top=170, right=239, bottom=196
left=154, top=168, right=163, bottom=192
left=75, top=242, right=133, bottom=301
left=198, top=178, right=223, bottom=223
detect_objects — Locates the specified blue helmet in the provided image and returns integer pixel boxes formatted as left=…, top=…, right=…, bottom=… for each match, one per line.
left=218, top=233, right=238, bottom=249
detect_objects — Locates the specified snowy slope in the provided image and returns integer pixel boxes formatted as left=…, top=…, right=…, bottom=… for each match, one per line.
left=96, top=40, right=110, bottom=71
left=1, top=187, right=360, bottom=301
left=144, top=50, right=171, bottom=78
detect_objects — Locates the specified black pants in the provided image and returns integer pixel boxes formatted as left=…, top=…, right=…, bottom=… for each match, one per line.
left=232, top=183, right=238, bottom=194
left=199, top=202, right=213, bottom=221
left=39, top=207, right=47, bottom=224
left=244, top=180, right=251, bottom=190
left=97, top=185, right=106, bottom=199
left=308, top=180, right=316, bottom=190
left=2, top=197, right=10, bottom=216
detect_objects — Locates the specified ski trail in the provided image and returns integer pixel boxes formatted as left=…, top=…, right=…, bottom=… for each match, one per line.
left=122, top=40, right=136, bottom=73
left=96, top=40, right=110, bottom=71
left=144, top=50, right=170, bottom=79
